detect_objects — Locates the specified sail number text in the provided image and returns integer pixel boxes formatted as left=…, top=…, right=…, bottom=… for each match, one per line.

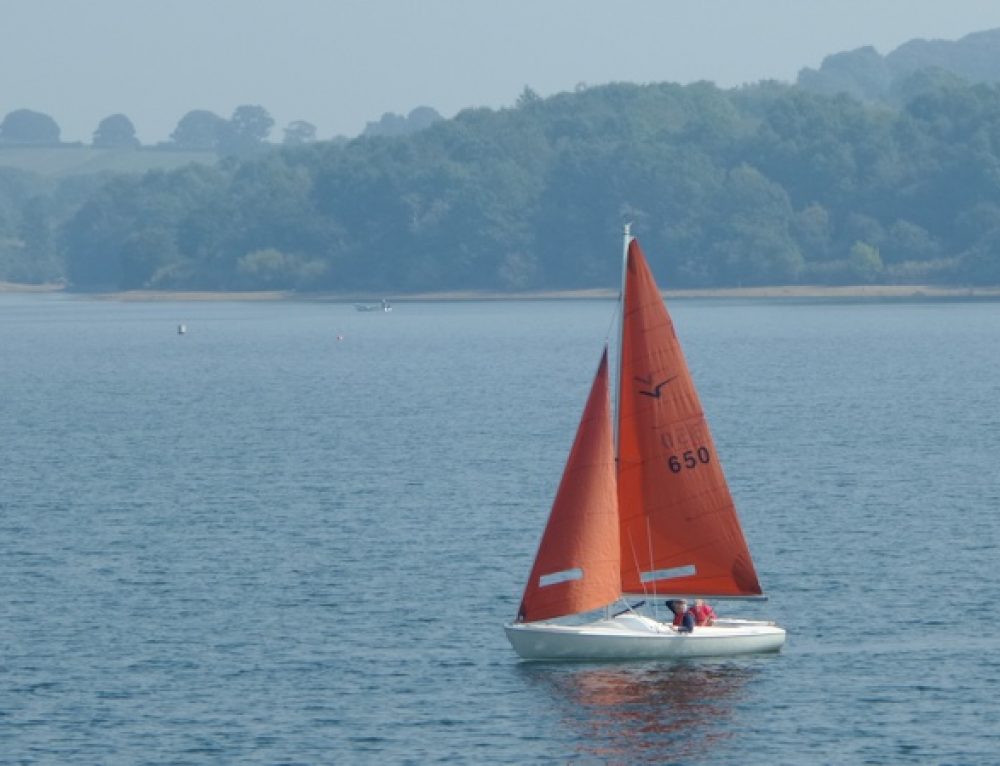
left=667, top=447, right=711, bottom=473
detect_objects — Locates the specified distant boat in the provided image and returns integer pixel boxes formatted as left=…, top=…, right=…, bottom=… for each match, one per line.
left=504, top=225, right=786, bottom=661
left=354, top=299, right=392, bottom=312
left=177, top=324, right=187, bottom=335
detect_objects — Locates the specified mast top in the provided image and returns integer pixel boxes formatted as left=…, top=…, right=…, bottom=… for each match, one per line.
left=614, top=222, right=632, bottom=459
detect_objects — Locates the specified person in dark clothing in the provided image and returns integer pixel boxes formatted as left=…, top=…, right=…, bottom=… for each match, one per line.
left=666, top=599, right=695, bottom=633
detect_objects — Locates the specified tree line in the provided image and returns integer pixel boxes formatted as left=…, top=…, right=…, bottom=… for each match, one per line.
left=6, top=75, right=1000, bottom=290
left=0, top=105, right=312, bottom=152
left=798, top=28, right=1000, bottom=105
left=0, top=105, right=443, bottom=152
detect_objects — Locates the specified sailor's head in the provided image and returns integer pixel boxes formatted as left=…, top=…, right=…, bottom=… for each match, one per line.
left=676, top=599, right=687, bottom=610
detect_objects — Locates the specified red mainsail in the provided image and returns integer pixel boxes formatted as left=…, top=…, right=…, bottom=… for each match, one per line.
left=616, top=239, right=762, bottom=597
left=517, top=350, right=621, bottom=622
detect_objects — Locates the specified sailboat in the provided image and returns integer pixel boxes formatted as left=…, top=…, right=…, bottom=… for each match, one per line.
left=504, top=227, right=786, bottom=661
left=354, top=299, right=392, bottom=312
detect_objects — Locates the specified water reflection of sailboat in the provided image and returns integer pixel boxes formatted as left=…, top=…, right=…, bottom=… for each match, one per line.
left=521, top=663, right=759, bottom=763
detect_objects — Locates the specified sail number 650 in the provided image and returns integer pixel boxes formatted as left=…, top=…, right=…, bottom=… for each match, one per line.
left=667, top=447, right=711, bottom=473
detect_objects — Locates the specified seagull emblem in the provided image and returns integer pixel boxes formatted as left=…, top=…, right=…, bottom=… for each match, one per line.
left=635, top=374, right=677, bottom=398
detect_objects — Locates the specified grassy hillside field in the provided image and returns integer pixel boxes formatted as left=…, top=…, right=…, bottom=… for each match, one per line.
left=0, top=145, right=216, bottom=177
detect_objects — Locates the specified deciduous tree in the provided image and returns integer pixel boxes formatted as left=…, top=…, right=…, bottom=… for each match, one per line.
left=170, top=110, right=227, bottom=150
left=220, top=105, right=274, bottom=155
left=93, top=114, right=140, bottom=148
left=0, top=109, right=61, bottom=144
left=283, top=120, right=317, bottom=145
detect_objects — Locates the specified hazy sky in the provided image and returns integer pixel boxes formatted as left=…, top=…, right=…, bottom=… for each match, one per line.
left=4, top=0, right=1000, bottom=144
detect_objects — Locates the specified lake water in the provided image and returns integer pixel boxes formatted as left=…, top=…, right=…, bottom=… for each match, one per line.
left=2, top=293, right=999, bottom=764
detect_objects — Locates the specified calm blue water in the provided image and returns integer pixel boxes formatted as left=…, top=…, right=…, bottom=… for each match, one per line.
left=2, top=293, right=999, bottom=764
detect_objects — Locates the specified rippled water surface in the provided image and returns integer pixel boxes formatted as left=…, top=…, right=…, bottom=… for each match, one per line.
left=2, top=294, right=999, bottom=764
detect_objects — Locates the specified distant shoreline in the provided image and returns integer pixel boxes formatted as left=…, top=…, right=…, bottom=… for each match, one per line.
left=5, top=282, right=1000, bottom=301
left=0, top=281, right=67, bottom=293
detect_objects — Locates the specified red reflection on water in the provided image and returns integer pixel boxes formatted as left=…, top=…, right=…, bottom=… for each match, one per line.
left=521, top=662, right=759, bottom=763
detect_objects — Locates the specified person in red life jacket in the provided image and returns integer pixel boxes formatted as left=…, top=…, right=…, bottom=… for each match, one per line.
left=666, top=599, right=695, bottom=633
left=692, top=598, right=717, bottom=626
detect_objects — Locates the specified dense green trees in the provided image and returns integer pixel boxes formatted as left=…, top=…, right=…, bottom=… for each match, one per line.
left=0, top=168, right=106, bottom=283
left=362, top=107, right=443, bottom=138
left=7, top=73, right=1000, bottom=291
left=798, top=28, right=1000, bottom=103
left=166, top=106, right=276, bottom=156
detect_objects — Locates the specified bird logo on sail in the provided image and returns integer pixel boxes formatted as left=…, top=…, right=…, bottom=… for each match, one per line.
left=635, top=374, right=676, bottom=398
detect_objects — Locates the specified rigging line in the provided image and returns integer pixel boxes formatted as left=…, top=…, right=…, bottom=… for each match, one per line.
left=647, top=515, right=658, bottom=621
left=602, top=296, right=617, bottom=347
left=601, top=223, right=628, bottom=370
left=627, top=527, right=648, bottom=602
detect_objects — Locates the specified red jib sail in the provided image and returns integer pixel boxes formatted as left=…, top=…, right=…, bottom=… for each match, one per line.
left=617, top=239, right=762, bottom=597
left=517, top=350, right=621, bottom=622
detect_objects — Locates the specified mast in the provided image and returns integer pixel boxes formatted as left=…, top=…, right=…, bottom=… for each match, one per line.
left=613, top=222, right=631, bottom=459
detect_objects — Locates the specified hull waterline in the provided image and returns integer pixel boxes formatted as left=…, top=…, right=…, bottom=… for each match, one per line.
left=505, top=614, right=786, bottom=661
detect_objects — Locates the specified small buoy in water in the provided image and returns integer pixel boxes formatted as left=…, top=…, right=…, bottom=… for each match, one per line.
left=336, top=334, right=345, bottom=341
left=178, top=324, right=187, bottom=335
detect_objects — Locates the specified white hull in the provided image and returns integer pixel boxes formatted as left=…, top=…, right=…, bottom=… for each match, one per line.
left=505, top=613, right=785, bottom=661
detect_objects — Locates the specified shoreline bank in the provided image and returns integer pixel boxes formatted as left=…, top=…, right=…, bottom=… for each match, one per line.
left=5, top=283, right=1000, bottom=301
